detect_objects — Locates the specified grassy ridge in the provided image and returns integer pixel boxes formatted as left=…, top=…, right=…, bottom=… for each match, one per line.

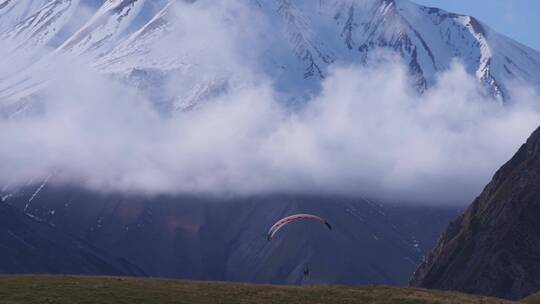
left=524, top=293, right=540, bottom=304
left=0, top=275, right=518, bottom=304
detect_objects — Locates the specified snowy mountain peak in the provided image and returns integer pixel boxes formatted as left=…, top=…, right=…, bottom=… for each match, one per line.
left=58, top=0, right=147, bottom=56
left=1, top=0, right=540, bottom=110
left=1, top=0, right=80, bottom=51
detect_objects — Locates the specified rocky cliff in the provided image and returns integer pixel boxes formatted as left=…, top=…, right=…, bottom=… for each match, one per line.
left=411, top=126, right=540, bottom=300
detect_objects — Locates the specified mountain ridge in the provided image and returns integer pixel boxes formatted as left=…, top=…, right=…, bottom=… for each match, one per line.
left=1, top=0, right=540, bottom=111
left=410, top=126, right=540, bottom=299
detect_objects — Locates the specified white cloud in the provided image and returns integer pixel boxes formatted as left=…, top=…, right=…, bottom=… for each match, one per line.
left=0, top=0, right=539, bottom=205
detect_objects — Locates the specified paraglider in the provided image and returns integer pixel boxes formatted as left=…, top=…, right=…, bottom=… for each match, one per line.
left=266, top=213, right=332, bottom=241
left=266, top=213, right=332, bottom=285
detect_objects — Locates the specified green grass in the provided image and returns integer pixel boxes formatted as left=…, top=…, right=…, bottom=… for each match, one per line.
left=523, top=293, right=540, bottom=304
left=0, top=275, right=518, bottom=304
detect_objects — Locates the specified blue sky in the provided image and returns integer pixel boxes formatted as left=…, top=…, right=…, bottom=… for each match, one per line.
left=412, top=0, right=540, bottom=51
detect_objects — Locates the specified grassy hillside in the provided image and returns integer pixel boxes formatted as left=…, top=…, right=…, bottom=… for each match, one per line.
left=523, top=293, right=540, bottom=304
left=0, top=275, right=518, bottom=304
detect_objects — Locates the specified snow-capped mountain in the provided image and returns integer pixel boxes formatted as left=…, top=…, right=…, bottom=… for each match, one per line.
left=58, top=0, right=168, bottom=57
left=1, top=0, right=540, bottom=110
left=0, top=0, right=51, bottom=31
left=1, top=0, right=539, bottom=286
left=0, top=0, right=79, bottom=51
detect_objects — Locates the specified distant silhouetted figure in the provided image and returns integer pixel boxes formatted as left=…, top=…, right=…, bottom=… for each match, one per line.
left=303, top=266, right=310, bottom=278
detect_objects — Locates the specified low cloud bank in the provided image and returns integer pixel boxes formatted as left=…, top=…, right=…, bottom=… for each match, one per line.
left=1, top=59, right=538, bottom=204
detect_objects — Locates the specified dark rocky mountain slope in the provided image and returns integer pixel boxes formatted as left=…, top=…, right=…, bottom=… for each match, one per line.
left=0, top=199, right=144, bottom=276
left=2, top=188, right=458, bottom=286
left=411, top=126, right=540, bottom=300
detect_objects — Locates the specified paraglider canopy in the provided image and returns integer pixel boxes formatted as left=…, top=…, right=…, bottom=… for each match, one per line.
left=266, top=213, right=332, bottom=241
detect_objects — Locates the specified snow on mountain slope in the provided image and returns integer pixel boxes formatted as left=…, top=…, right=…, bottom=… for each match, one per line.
left=1, top=0, right=81, bottom=52
left=58, top=0, right=167, bottom=57
left=0, top=0, right=50, bottom=31
left=257, top=0, right=540, bottom=99
left=1, top=0, right=540, bottom=110
left=93, top=1, right=176, bottom=72
left=386, top=1, right=540, bottom=99
left=88, top=0, right=540, bottom=97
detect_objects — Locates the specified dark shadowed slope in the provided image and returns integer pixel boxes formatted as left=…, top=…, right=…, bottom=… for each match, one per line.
left=0, top=275, right=516, bottom=304
left=2, top=190, right=458, bottom=286
left=411, top=126, right=540, bottom=300
left=0, top=200, right=143, bottom=276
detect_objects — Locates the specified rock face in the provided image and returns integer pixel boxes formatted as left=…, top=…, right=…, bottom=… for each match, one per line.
left=0, top=199, right=144, bottom=276
left=2, top=189, right=458, bottom=286
left=410, top=126, right=540, bottom=300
